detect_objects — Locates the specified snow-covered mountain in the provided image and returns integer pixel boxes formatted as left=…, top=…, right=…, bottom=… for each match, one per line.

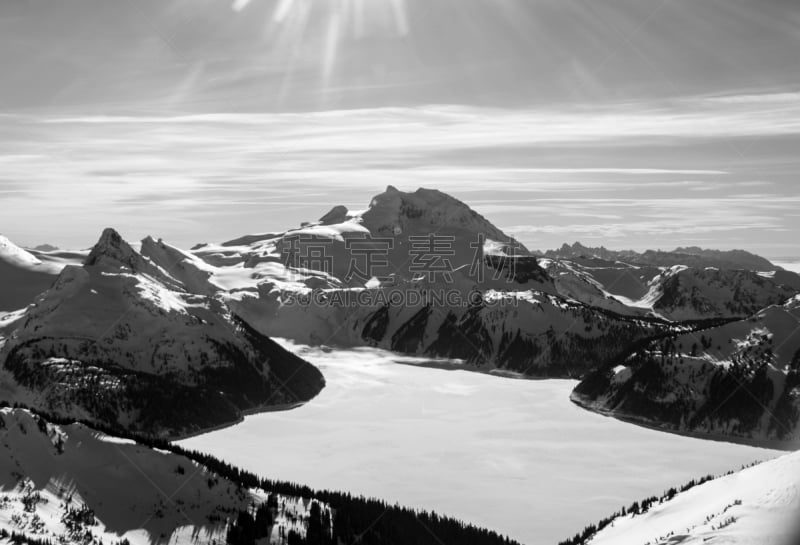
left=178, top=186, right=800, bottom=377
left=180, top=187, right=680, bottom=376
left=357, top=185, right=530, bottom=268
left=544, top=242, right=782, bottom=272
left=0, top=407, right=302, bottom=545
left=572, top=295, right=800, bottom=445
left=0, top=407, right=522, bottom=545
left=0, top=229, right=324, bottom=437
left=541, top=243, right=800, bottom=320
left=0, top=236, right=60, bottom=312
left=228, top=286, right=672, bottom=377
left=0, top=236, right=87, bottom=313
left=187, top=186, right=800, bottom=380
left=539, top=256, right=799, bottom=320
left=4, top=188, right=798, bottom=443
left=560, top=450, right=800, bottom=545
left=197, top=185, right=536, bottom=291
left=538, top=257, right=660, bottom=316
left=649, top=266, right=797, bottom=320
left=359, top=295, right=674, bottom=377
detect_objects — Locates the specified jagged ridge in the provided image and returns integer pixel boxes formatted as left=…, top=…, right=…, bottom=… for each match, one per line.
left=0, top=229, right=324, bottom=437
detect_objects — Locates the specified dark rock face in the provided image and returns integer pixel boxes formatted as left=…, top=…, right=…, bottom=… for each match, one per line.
left=572, top=303, right=800, bottom=445
left=1, top=229, right=325, bottom=438
left=319, top=205, right=349, bottom=225
left=487, top=255, right=550, bottom=285
left=84, top=228, right=140, bottom=269
left=654, top=267, right=797, bottom=320
left=358, top=296, right=672, bottom=378
left=360, top=186, right=529, bottom=254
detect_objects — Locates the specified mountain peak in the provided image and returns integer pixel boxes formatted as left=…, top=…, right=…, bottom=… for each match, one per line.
left=32, top=243, right=59, bottom=252
left=319, top=205, right=349, bottom=225
left=362, top=187, right=527, bottom=252
left=84, top=228, right=144, bottom=270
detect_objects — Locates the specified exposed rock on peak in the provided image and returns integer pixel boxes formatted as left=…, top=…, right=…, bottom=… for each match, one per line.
left=319, top=205, right=349, bottom=225
left=82, top=229, right=186, bottom=292
left=361, top=186, right=528, bottom=253
left=84, top=228, right=143, bottom=270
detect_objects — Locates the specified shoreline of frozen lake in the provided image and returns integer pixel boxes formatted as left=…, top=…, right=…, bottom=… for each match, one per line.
left=179, top=341, right=783, bottom=545
left=774, top=260, right=800, bottom=273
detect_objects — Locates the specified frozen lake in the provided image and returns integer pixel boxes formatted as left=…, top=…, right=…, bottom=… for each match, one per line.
left=180, top=342, right=782, bottom=545
left=774, top=260, right=800, bottom=274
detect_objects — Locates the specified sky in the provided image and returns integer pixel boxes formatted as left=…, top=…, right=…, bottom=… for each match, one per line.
left=1, top=0, right=799, bottom=256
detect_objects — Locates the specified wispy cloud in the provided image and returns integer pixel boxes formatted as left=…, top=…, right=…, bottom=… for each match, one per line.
left=36, top=96, right=800, bottom=145
left=700, top=91, right=800, bottom=104
left=1, top=99, right=798, bottom=254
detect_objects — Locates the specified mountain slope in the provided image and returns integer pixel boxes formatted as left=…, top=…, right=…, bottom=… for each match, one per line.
left=560, top=450, right=800, bottom=545
left=651, top=266, right=797, bottom=320
left=0, top=408, right=523, bottom=545
left=229, top=285, right=674, bottom=377
left=572, top=295, right=800, bottom=445
left=538, top=257, right=658, bottom=316
left=0, top=229, right=324, bottom=437
left=357, top=295, right=673, bottom=376
left=0, top=407, right=276, bottom=545
left=0, top=236, right=61, bottom=312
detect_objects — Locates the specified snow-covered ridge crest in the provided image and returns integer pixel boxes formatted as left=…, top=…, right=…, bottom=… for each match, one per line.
left=139, top=235, right=222, bottom=295
left=0, top=228, right=325, bottom=437
left=0, top=234, right=72, bottom=312
left=0, top=235, right=41, bottom=268
left=83, top=228, right=186, bottom=291
left=582, top=450, right=800, bottom=545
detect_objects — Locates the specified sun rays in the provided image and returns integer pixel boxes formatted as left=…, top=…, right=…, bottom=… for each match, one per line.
left=231, top=0, right=410, bottom=99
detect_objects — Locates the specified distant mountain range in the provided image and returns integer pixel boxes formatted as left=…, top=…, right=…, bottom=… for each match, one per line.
left=542, top=241, right=781, bottom=271
left=2, top=186, right=800, bottom=545
left=2, top=186, right=799, bottom=445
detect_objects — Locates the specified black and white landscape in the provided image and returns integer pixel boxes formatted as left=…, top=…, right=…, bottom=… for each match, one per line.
left=2, top=1, right=800, bottom=545
left=2, top=187, right=799, bottom=544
